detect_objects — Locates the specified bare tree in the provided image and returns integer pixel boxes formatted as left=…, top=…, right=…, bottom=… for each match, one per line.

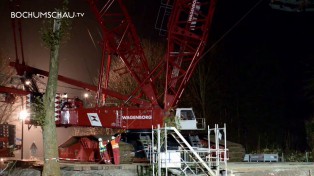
left=40, top=2, right=70, bottom=175
left=96, top=39, right=165, bottom=105
left=41, top=19, right=62, bottom=176
left=0, top=51, right=18, bottom=123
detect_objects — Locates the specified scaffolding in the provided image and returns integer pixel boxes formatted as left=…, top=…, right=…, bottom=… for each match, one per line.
left=148, top=124, right=228, bottom=176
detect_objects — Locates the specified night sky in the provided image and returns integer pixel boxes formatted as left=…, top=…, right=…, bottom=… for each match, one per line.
left=1, top=0, right=314, bottom=151
left=203, top=0, right=314, bottom=151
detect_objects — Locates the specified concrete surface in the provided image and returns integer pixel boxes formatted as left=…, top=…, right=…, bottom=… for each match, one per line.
left=228, top=162, right=314, bottom=176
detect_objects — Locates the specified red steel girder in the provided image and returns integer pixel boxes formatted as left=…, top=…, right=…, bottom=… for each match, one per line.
left=88, top=0, right=158, bottom=106
left=164, top=0, right=217, bottom=110
left=9, top=62, right=150, bottom=106
left=0, top=86, right=30, bottom=96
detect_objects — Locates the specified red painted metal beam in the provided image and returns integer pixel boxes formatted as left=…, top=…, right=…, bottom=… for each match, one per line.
left=87, top=0, right=158, bottom=106
left=9, top=62, right=150, bottom=106
left=164, top=0, right=217, bottom=110
left=0, top=86, right=30, bottom=96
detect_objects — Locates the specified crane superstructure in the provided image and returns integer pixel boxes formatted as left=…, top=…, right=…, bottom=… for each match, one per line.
left=0, top=1, right=225, bottom=171
left=7, top=0, right=217, bottom=130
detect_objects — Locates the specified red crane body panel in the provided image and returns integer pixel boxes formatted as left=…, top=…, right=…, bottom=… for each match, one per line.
left=56, top=106, right=164, bottom=130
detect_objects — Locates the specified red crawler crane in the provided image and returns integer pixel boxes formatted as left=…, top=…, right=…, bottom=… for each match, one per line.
left=7, top=0, right=217, bottom=130
left=1, top=0, right=218, bottom=164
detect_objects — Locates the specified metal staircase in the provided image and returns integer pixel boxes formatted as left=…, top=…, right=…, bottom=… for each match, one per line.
left=169, top=127, right=216, bottom=176
left=188, top=135, right=207, bottom=163
left=151, top=124, right=227, bottom=176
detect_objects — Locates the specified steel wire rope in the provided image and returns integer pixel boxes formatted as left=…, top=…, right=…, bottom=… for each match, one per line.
left=200, top=0, right=265, bottom=60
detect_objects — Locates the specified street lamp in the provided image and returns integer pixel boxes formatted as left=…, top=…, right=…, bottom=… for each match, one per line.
left=84, top=93, right=89, bottom=107
left=19, top=110, right=29, bottom=120
left=24, top=80, right=31, bottom=86
left=19, top=109, right=29, bottom=160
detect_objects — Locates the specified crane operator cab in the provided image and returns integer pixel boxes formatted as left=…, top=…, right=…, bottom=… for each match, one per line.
left=175, top=108, right=205, bottom=130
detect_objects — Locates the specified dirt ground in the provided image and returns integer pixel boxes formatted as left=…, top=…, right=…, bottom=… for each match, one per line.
left=2, top=162, right=314, bottom=176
